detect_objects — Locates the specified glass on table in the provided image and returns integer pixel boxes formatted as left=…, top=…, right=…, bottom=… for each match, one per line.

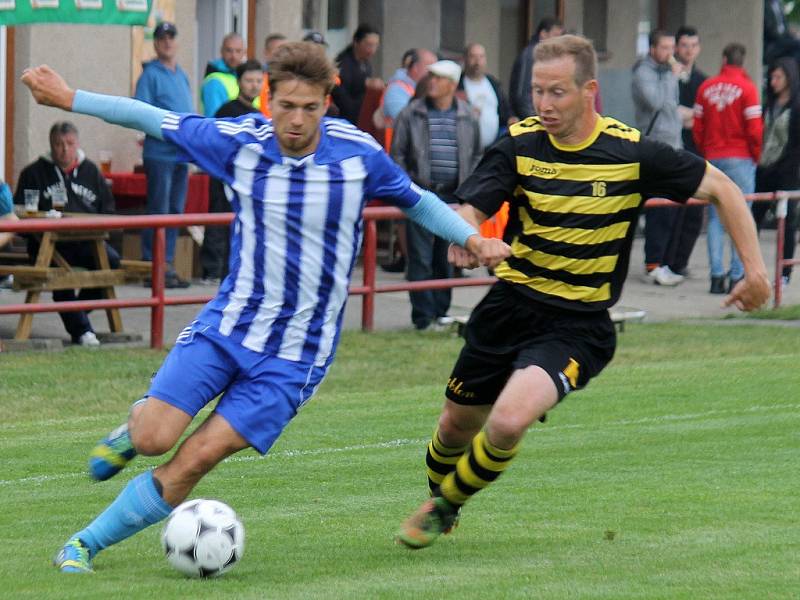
left=51, top=188, right=67, bottom=210
left=24, top=189, right=40, bottom=214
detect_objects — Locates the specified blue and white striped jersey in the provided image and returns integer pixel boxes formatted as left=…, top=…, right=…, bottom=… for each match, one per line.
left=161, top=113, right=423, bottom=366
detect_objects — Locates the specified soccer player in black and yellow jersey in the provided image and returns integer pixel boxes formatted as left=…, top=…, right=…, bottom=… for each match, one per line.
left=396, top=34, right=771, bottom=549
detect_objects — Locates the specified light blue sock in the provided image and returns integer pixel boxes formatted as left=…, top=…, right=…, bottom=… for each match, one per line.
left=74, top=470, right=173, bottom=557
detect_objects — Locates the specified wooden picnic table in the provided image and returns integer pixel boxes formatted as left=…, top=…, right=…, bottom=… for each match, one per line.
left=0, top=211, right=148, bottom=340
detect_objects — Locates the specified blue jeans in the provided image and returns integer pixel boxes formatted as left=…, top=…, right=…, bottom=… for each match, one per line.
left=141, top=159, right=189, bottom=264
left=406, top=219, right=453, bottom=329
left=708, top=158, right=755, bottom=280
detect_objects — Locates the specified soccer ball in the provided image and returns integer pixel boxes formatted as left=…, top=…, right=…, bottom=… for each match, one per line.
left=161, top=498, right=245, bottom=578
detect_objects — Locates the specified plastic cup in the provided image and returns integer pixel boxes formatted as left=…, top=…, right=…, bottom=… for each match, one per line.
left=52, top=188, right=67, bottom=210
left=99, top=150, right=112, bottom=175
left=24, top=189, right=39, bottom=214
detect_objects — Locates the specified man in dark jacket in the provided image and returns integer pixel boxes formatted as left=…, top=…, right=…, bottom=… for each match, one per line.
left=331, top=24, right=383, bottom=125
left=391, top=60, right=481, bottom=329
left=13, top=121, right=118, bottom=346
left=508, top=16, right=563, bottom=119
left=458, top=42, right=516, bottom=151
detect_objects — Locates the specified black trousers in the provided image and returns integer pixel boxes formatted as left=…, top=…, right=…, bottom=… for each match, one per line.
left=53, top=241, right=120, bottom=342
left=199, top=177, right=232, bottom=279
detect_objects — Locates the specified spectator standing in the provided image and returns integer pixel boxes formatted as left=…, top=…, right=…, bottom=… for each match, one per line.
left=13, top=122, right=117, bottom=346
left=694, top=43, right=763, bottom=294
left=200, top=60, right=264, bottom=285
left=753, top=57, right=800, bottom=288
left=391, top=60, right=481, bottom=329
left=200, top=33, right=245, bottom=117
left=508, top=16, right=563, bottom=119
left=258, top=33, right=287, bottom=119
left=378, top=48, right=436, bottom=273
left=663, top=25, right=708, bottom=277
left=458, top=42, right=516, bottom=150
left=631, top=30, right=686, bottom=286
left=382, top=48, right=437, bottom=125
left=332, top=24, right=383, bottom=125
left=134, top=21, right=192, bottom=288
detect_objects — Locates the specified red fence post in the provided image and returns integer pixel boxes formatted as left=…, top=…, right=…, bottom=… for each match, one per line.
left=361, top=217, right=377, bottom=332
left=150, top=227, right=166, bottom=349
left=773, top=195, right=788, bottom=309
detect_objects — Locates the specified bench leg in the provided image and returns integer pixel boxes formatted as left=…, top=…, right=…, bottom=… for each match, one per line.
left=101, top=286, right=124, bottom=333
left=15, top=291, right=39, bottom=340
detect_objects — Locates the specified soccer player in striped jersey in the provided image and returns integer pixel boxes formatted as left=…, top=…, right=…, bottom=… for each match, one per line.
left=22, top=42, right=511, bottom=573
left=396, top=34, right=771, bottom=549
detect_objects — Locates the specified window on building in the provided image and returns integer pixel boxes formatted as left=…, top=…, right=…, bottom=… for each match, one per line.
left=440, top=0, right=465, bottom=56
left=583, top=0, right=608, bottom=55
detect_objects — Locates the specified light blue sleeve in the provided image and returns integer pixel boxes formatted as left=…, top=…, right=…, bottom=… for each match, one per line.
left=72, top=90, right=167, bottom=140
left=401, top=191, right=477, bottom=247
left=0, top=182, right=12, bottom=215
left=383, top=84, right=411, bottom=121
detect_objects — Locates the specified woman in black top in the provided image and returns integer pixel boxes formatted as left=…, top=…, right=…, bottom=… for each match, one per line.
left=754, top=56, right=800, bottom=285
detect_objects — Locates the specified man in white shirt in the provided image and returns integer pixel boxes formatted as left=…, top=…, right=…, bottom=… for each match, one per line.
left=458, top=43, right=515, bottom=150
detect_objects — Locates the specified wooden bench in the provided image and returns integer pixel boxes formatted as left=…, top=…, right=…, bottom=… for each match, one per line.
left=120, top=259, right=152, bottom=282
left=0, top=230, right=128, bottom=340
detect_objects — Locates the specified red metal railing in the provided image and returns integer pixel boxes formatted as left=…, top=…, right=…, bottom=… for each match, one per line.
left=0, top=194, right=796, bottom=348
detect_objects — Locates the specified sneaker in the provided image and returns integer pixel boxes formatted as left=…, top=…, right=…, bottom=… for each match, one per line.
left=88, top=423, right=137, bottom=481
left=53, top=538, right=93, bottom=573
left=396, top=496, right=459, bottom=549
left=647, top=265, right=685, bottom=286
left=0, top=274, right=12, bottom=289
left=710, top=275, right=726, bottom=294
left=165, top=272, right=191, bottom=289
left=200, top=276, right=220, bottom=286
left=78, top=331, right=100, bottom=347
left=781, top=275, right=790, bottom=288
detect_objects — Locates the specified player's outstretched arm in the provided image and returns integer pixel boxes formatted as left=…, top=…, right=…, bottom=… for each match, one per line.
left=22, top=65, right=168, bottom=140
left=693, top=164, right=770, bottom=311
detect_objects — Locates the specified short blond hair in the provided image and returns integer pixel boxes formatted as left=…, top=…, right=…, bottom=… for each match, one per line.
left=533, top=34, right=597, bottom=85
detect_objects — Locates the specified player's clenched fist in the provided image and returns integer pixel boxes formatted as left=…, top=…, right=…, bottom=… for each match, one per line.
left=21, top=65, right=76, bottom=111
left=455, top=236, right=512, bottom=269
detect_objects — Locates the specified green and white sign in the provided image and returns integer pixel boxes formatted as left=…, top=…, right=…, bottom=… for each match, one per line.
left=0, top=1, right=152, bottom=26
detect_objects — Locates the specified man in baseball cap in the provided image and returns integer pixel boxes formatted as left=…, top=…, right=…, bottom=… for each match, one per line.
left=153, top=21, right=177, bottom=39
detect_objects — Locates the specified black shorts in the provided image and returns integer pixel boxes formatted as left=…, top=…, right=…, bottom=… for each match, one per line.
left=446, top=282, right=617, bottom=405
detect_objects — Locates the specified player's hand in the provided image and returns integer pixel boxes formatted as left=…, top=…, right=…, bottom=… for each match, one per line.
left=21, top=65, right=75, bottom=111
left=448, top=243, right=480, bottom=268
left=723, top=271, right=771, bottom=312
left=458, top=235, right=512, bottom=269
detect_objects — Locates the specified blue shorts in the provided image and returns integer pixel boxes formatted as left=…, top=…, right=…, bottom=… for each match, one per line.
left=148, top=322, right=328, bottom=454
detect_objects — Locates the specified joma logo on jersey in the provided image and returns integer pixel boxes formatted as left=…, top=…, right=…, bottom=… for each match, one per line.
left=531, top=164, right=558, bottom=176
left=447, top=377, right=475, bottom=399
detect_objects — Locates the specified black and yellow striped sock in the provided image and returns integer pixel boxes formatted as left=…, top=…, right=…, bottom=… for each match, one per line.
left=440, top=430, right=519, bottom=507
left=425, top=428, right=469, bottom=495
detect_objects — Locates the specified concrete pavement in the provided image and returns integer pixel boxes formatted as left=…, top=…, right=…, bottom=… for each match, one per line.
left=1, top=229, right=797, bottom=349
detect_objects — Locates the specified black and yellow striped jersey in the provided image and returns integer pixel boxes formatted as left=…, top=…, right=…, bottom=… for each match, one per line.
left=456, top=115, right=707, bottom=312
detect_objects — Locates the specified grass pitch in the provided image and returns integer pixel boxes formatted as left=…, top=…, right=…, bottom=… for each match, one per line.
left=1, top=323, right=798, bottom=599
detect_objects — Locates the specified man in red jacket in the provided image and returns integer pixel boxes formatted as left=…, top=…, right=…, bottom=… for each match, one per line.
left=694, top=43, right=763, bottom=294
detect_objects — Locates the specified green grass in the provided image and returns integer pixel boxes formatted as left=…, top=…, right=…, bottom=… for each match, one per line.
left=745, top=302, right=800, bottom=320
left=1, top=324, right=798, bottom=599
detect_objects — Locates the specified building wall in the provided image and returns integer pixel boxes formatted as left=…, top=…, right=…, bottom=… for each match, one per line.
left=378, top=0, right=440, bottom=80
left=465, top=0, right=502, bottom=78
left=252, top=0, right=304, bottom=63
left=686, top=0, right=763, bottom=87
left=11, top=0, right=198, bottom=184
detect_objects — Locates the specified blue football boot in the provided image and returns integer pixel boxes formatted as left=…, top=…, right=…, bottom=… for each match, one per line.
left=53, top=538, right=93, bottom=573
left=88, top=422, right=137, bottom=481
